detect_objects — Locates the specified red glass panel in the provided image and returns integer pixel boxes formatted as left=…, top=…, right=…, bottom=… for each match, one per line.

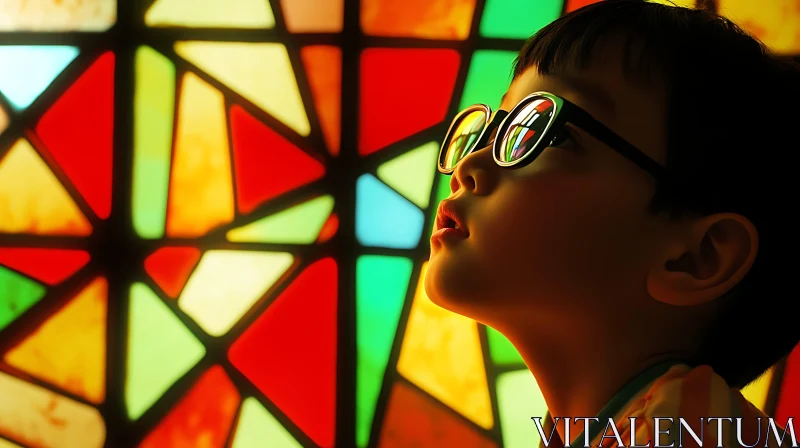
left=144, top=246, right=202, bottom=298
left=229, top=258, right=338, bottom=448
left=359, top=48, right=460, bottom=155
left=139, top=365, right=241, bottom=448
left=378, top=382, right=497, bottom=447
left=230, top=105, right=326, bottom=215
left=566, top=0, right=602, bottom=12
left=775, top=343, right=800, bottom=424
left=0, top=248, right=89, bottom=285
left=35, top=52, right=114, bottom=219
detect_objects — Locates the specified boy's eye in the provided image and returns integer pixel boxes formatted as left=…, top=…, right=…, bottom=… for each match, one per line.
left=549, top=127, right=580, bottom=150
left=486, top=128, right=499, bottom=146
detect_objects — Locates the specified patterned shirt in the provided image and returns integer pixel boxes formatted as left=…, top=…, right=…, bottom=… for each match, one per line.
left=537, top=363, right=791, bottom=448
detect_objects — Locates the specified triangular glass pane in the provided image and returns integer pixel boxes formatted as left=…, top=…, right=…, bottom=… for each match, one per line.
left=126, top=282, right=206, bottom=420
left=0, top=46, right=79, bottom=110
left=226, top=196, right=334, bottom=244
left=178, top=251, right=294, bottom=336
left=377, top=142, right=438, bottom=208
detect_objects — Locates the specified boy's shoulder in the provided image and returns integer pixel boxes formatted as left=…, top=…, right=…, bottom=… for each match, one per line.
left=539, top=364, right=791, bottom=448
left=602, top=364, right=789, bottom=448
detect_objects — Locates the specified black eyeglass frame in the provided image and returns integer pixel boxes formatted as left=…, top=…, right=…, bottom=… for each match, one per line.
left=437, top=91, right=667, bottom=181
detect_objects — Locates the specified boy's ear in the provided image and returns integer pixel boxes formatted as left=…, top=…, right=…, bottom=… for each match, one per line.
left=646, top=213, right=758, bottom=306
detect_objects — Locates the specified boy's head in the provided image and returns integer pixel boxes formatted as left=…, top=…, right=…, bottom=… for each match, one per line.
left=425, top=0, right=800, bottom=389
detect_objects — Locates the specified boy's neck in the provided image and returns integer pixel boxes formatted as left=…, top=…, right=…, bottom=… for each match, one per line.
left=507, top=326, right=687, bottom=445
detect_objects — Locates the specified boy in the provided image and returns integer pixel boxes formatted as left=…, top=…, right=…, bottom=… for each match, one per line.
left=425, top=1, right=800, bottom=447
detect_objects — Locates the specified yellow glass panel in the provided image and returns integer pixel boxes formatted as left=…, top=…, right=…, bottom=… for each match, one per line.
left=0, top=106, right=7, bottom=134
left=0, top=372, right=105, bottom=447
left=178, top=250, right=294, bottom=336
left=146, top=0, right=275, bottom=28
left=4, top=277, right=106, bottom=404
left=280, top=0, right=343, bottom=32
left=175, top=42, right=310, bottom=136
left=166, top=73, right=234, bottom=237
left=741, top=366, right=774, bottom=411
left=397, top=262, right=493, bottom=429
left=0, top=139, right=92, bottom=235
left=0, top=0, right=115, bottom=31
left=718, top=0, right=800, bottom=54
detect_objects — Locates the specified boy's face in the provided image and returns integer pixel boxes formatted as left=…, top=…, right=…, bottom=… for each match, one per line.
left=425, top=46, right=672, bottom=328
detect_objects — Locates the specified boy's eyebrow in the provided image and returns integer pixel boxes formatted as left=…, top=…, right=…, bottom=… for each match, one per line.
left=560, top=76, right=617, bottom=118
left=499, top=78, right=616, bottom=117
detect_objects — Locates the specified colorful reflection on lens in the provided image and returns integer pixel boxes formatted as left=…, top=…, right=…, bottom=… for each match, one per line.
left=498, top=97, right=554, bottom=164
left=441, top=109, right=486, bottom=170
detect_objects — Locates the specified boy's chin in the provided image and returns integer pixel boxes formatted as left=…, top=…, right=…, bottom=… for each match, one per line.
left=423, top=260, right=489, bottom=316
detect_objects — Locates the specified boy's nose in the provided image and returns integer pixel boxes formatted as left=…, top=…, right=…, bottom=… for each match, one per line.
left=450, top=145, right=497, bottom=196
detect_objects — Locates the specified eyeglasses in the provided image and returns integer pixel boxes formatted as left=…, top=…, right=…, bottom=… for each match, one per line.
left=438, top=91, right=666, bottom=180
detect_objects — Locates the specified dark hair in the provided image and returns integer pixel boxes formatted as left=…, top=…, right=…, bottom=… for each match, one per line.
left=514, top=0, right=800, bottom=389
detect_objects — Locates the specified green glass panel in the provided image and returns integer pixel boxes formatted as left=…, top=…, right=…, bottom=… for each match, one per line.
left=226, top=195, right=334, bottom=243
left=497, top=369, right=549, bottom=448
left=126, top=282, right=205, bottom=420
left=479, top=0, right=563, bottom=39
left=356, top=255, right=413, bottom=447
left=232, top=397, right=301, bottom=448
left=376, top=142, right=439, bottom=209
left=0, top=267, right=46, bottom=331
left=425, top=173, right=452, bottom=244
left=487, top=326, right=524, bottom=365
left=133, top=46, right=175, bottom=239
left=459, top=50, right=518, bottom=110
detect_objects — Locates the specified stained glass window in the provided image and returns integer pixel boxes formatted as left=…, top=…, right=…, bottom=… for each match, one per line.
left=0, top=0, right=797, bottom=447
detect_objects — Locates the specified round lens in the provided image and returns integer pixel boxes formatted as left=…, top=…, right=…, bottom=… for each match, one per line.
left=441, top=109, right=488, bottom=171
left=497, top=97, right=556, bottom=164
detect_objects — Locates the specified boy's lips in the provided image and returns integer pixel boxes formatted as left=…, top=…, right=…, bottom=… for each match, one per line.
left=434, top=200, right=469, bottom=237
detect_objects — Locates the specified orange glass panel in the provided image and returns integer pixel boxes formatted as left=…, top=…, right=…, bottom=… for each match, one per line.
left=0, top=138, right=92, bottom=235
left=396, top=262, right=493, bottom=429
left=280, top=0, right=343, bottom=32
left=0, top=106, right=7, bottom=134
left=166, top=72, right=234, bottom=237
left=361, top=0, right=477, bottom=39
left=0, top=372, right=105, bottom=447
left=140, top=365, right=241, bottom=448
left=378, top=382, right=497, bottom=448
left=4, top=277, right=107, bottom=404
left=301, top=46, right=341, bottom=157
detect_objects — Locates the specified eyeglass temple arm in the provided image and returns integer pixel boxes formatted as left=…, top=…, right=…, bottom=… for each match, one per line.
left=566, top=105, right=667, bottom=180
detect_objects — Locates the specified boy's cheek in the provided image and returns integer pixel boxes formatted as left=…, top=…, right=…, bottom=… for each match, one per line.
left=471, top=177, right=649, bottom=282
